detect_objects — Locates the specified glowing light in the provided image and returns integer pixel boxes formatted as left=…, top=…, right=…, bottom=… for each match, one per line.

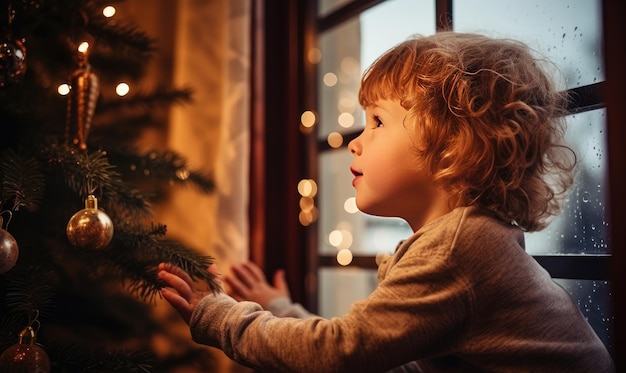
left=103, top=6, right=116, bottom=17
left=176, top=168, right=190, bottom=180
left=327, top=132, right=343, bottom=148
left=338, top=96, right=357, bottom=112
left=116, top=82, right=130, bottom=96
left=78, top=42, right=90, bottom=54
left=297, top=179, right=317, bottom=197
left=344, top=197, right=359, bottom=213
left=308, top=48, right=322, bottom=64
left=338, top=112, right=355, bottom=128
left=337, top=230, right=353, bottom=249
left=299, top=208, right=318, bottom=226
left=337, top=249, right=353, bottom=266
left=300, top=110, right=316, bottom=128
left=323, top=72, right=338, bottom=87
left=57, top=83, right=71, bottom=95
left=328, top=230, right=343, bottom=247
left=299, top=197, right=314, bottom=212
left=341, top=57, right=360, bottom=75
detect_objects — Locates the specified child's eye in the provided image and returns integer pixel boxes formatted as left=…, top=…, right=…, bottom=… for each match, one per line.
left=373, top=115, right=383, bottom=128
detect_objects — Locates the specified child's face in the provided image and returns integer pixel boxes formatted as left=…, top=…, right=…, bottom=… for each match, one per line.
left=348, top=99, right=448, bottom=231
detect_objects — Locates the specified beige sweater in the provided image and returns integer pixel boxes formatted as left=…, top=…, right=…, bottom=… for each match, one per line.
left=190, top=206, right=614, bottom=372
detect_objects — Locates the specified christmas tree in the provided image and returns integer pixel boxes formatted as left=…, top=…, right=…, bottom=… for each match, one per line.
left=0, top=0, right=221, bottom=371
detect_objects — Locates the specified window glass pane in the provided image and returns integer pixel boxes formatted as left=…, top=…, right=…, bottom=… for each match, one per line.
left=525, top=109, right=609, bottom=254
left=454, top=0, right=604, bottom=89
left=318, top=0, right=354, bottom=17
left=317, top=0, right=435, bottom=139
left=554, top=279, right=614, bottom=354
left=318, top=267, right=377, bottom=318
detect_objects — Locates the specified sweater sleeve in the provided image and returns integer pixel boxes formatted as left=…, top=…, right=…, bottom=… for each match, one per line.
left=265, top=297, right=316, bottom=319
left=188, top=247, right=474, bottom=373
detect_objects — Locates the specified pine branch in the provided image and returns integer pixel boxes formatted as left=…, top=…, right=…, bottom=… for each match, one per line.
left=110, top=224, right=221, bottom=297
left=41, top=144, right=152, bottom=217
left=49, top=343, right=160, bottom=373
left=106, top=149, right=215, bottom=194
left=87, top=16, right=157, bottom=59
left=0, top=149, right=46, bottom=212
left=98, top=87, right=194, bottom=113
left=0, top=262, right=55, bottom=316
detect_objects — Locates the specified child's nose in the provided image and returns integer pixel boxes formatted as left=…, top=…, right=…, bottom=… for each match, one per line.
left=348, top=134, right=362, bottom=155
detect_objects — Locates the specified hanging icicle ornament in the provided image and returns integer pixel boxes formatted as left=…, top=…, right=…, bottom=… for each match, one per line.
left=66, top=194, right=113, bottom=250
left=0, top=211, right=19, bottom=275
left=65, top=41, right=99, bottom=151
left=0, top=315, right=51, bottom=373
left=0, top=0, right=27, bottom=87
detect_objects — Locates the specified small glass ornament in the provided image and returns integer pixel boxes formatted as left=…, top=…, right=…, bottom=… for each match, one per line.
left=66, top=194, right=114, bottom=250
left=0, top=325, right=51, bottom=373
left=0, top=35, right=27, bottom=87
left=0, top=214, right=18, bottom=274
left=65, top=41, right=99, bottom=151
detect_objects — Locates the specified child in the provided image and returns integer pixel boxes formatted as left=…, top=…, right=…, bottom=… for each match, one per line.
left=158, top=32, right=614, bottom=372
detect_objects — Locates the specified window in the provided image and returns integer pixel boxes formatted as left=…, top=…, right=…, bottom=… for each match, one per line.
left=311, top=0, right=612, bottom=354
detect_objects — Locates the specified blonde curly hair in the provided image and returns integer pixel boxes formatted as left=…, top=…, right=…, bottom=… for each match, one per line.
left=359, top=32, right=576, bottom=232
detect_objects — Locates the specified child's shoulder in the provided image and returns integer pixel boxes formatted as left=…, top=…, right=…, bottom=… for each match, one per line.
left=408, top=206, right=523, bottom=258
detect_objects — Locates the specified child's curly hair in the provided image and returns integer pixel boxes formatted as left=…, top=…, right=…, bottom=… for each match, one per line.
left=359, top=32, right=576, bottom=232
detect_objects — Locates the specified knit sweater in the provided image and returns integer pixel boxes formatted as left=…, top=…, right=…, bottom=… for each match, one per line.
left=189, top=206, right=614, bottom=372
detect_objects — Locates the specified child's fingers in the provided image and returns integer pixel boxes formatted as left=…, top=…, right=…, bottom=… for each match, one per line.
left=159, top=263, right=195, bottom=287
left=243, top=261, right=267, bottom=282
left=231, top=262, right=257, bottom=287
left=224, top=273, right=250, bottom=298
left=273, top=269, right=289, bottom=294
left=161, top=288, right=192, bottom=323
left=158, top=270, right=193, bottom=301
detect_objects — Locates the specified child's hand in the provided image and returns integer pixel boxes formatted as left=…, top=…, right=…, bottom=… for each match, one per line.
left=225, top=261, right=291, bottom=308
left=158, top=262, right=214, bottom=324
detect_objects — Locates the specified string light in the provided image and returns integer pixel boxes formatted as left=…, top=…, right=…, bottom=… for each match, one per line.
left=57, top=84, right=70, bottom=96
left=78, top=41, right=89, bottom=54
left=300, top=110, right=316, bottom=128
left=102, top=6, right=116, bottom=18
left=327, top=132, right=343, bottom=148
left=337, top=249, right=353, bottom=266
left=298, top=179, right=318, bottom=226
left=338, top=112, right=354, bottom=128
left=323, top=72, right=338, bottom=87
left=344, top=197, right=359, bottom=214
left=116, top=82, right=130, bottom=96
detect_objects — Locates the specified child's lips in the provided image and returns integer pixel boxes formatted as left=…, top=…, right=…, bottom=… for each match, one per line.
left=350, top=168, right=362, bottom=186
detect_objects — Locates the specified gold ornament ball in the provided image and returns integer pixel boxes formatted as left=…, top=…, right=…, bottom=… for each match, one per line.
left=0, top=228, right=19, bottom=274
left=66, top=195, right=114, bottom=250
left=0, top=326, right=51, bottom=373
left=0, top=343, right=51, bottom=373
